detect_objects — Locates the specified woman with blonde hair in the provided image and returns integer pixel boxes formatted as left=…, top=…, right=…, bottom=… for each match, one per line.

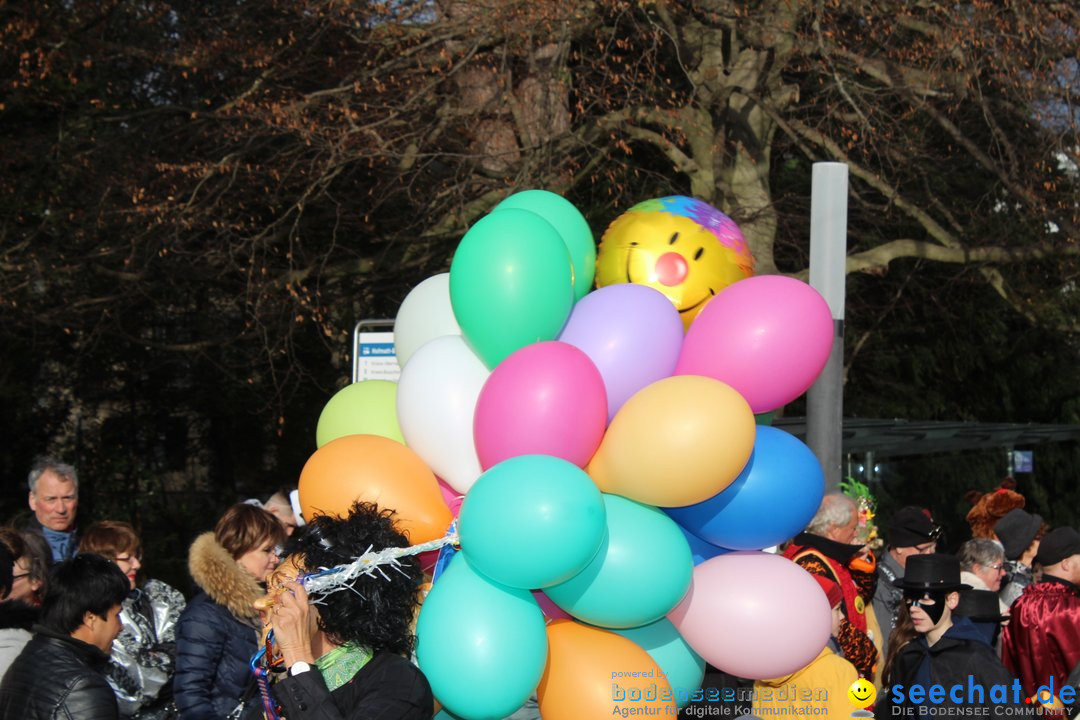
left=174, top=503, right=285, bottom=719
left=80, top=520, right=186, bottom=719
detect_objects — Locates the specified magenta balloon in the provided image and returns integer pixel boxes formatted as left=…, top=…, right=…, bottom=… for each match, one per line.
left=558, top=284, right=684, bottom=421
left=667, top=552, right=831, bottom=679
left=674, top=276, right=832, bottom=413
left=474, top=342, right=608, bottom=468
left=437, top=477, right=464, bottom=518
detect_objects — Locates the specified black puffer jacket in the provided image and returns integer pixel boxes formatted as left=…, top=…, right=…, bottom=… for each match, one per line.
left=174, top=533, right=264, bottom=720
left=0, top=626, right=119, bottom=720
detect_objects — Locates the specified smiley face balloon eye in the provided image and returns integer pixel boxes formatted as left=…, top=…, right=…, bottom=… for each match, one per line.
left=595, top=196, right=754, bottom=329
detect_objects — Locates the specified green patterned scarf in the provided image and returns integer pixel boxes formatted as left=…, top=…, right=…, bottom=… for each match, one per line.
left=315, top=643, right=372, bottom=692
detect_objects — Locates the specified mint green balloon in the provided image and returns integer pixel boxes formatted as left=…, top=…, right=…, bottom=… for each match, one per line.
left=495, top=190, right=596, bottom=301
left=545, top=494, right=692, bottom=628
left=416, top=553, right=547, bottom=719
left=450, top=209, right=574, bottom=369
left=315, top=380, right=404, bottom=447
left=614, top=618, right=705, bottom=708
left=459, top=454, right=606, bottom=589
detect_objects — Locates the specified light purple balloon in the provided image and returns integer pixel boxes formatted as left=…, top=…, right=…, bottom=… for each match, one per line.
left=667, top=552, right=831, bottom=679
left=559, top=284, right=684, bottom=421
left=674, top=275, right=832, bottom=413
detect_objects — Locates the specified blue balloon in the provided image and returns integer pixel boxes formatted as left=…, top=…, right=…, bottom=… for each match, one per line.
left=416, top=554, right=547, bottom=719
left=678, top=526, right=731, bottom=566
left=664, top=426, right=824, bottom=550
left=613, top=619, right=705, bottom=708
left=545, top=494, right=692, bottom=628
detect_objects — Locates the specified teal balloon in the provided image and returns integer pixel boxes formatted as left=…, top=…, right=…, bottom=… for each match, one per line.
left=495, top=190, right=596, bottom=301
left=416, top=553, right=548, bottom=720
left=450, top=209, right=574, bottom=369
left=545, top=494, right=692, bottom=629
left=613, top=619, right=706, bottom=708
left=315, top=380, right=404, bottom=447
left=459, top=455, right=606, bottom=589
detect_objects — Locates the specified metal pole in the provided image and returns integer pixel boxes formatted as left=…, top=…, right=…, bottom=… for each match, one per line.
left=806, top=163, right=849, bottom=491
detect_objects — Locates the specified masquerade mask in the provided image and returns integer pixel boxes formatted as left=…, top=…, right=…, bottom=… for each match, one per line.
left=903, top=589, right=949, bottom=625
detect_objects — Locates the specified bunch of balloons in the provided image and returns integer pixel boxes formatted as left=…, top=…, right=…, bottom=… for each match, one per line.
left=300, top=191, right=837, bottom=720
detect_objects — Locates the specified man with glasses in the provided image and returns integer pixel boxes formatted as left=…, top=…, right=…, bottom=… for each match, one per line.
left=783, top=493, right=879, bottom=679
left=873, top=506, right=941, bottom=649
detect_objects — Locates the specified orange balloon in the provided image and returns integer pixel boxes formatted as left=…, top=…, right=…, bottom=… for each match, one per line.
left=587, top=375, right=755, bottom=507
left=298, top=434, right=452, bottom=543
left=538, top=620, right=676, bottom=720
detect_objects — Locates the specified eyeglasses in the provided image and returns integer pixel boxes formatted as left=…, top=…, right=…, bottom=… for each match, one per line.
left=114, top=554, right=142, bottom=565
left=984, top=562, right=1005, bottom=572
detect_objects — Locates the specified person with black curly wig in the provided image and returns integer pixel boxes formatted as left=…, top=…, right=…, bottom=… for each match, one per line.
left=250, top=502, right=433, bottom=720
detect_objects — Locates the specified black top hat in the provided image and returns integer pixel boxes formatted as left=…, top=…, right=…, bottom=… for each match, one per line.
left=889, top=506, right=941, bottom=548
left=1036, top=527, right=1080, bottom=567
left=954, top=588, right=1008, bottom=623
left=892, top=553, right=970, bottom=592
left=994, top=508, right=1043, bottom=561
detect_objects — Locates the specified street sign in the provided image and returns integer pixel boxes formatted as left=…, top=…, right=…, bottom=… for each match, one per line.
left=352, top=319, right=400, bottom=383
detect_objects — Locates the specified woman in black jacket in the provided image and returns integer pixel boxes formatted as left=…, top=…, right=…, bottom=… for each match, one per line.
left=248, top=502, right=433, bottom=720
left=174, top=504, right=285, bottom=720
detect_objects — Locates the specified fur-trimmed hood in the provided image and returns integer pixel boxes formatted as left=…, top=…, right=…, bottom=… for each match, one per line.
left=187, top=532, right=263, bottom=620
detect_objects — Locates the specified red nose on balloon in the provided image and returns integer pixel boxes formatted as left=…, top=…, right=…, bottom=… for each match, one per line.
left=655, top=252, right=689, bottom=287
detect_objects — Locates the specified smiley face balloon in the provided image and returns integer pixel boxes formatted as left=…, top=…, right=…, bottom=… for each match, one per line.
left=596, top=197, right=754, bottom=328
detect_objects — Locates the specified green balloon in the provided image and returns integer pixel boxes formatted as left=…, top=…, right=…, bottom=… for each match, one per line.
left=315, top=380, right=404, bottom=447
left=545, top=494, right=693, bottom=628
left=495, top=190, right=596, bottom=301
left=613, top=619, right=705, bottom=708
left=450, top=208, right=574, bottom=369
left=416, top=553, right=547, bottom=719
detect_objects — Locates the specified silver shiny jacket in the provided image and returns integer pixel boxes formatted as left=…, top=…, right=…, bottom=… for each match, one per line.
left=107, top=578, right=187, bottom=720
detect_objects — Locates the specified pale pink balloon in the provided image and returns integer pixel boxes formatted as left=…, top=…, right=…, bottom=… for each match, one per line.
left=667, top=552, right=831, bottom=679
left=675, top=276, right=832, bottom=413
left=473, top=342, right=607, bottom=469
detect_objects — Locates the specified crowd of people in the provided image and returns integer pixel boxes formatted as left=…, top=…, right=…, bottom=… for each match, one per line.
left=1, top=457, right=1079, bottom=719
left=746, top=483, right=1080, bottom=717
left=0, top=457, right=432, bottom=720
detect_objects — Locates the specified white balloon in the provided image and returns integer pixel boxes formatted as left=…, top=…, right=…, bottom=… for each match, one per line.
left=394, top=274, right=462, bottom=368
left=397, top=335, right=488, bottom=493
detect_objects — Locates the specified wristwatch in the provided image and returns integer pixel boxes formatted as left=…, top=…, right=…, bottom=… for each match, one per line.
left=288, top=661, right=311, bottom=677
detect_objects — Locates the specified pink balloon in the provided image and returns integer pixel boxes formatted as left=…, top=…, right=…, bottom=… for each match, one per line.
left=532, top=590, right=573, bottom=622
left=437, top=477, right=465, bottom=518
left=667, top=552, right=831, bottom=679
left=474, top=342, right=608, bottom=468
left=674, top=276, right=832, bottom=413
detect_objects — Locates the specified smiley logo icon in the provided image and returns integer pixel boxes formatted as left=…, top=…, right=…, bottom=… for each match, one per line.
left=848, top=678, right=876, bottom=709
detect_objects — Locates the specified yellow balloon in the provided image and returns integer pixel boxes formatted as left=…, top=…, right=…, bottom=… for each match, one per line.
left=587, top=376, right=755, bottom=507
left=596, top=196, right=754, bottom=329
